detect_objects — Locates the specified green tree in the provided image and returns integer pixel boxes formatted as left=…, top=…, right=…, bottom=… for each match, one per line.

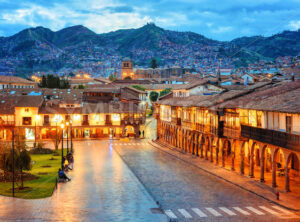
left=50, top=128, right=62, bottom=150
left=149, top=91, right=159, bottom=102
left=159, top=88, right=171, bottom=97
left=77, top=84, right=85, bottom=89
left=18, top=150, right=32, bottom=189
left=124, top=76, right=132, bottom=80
left=39, top=75, right=47, bottom=88
left=69, top=72, right=75, bottom=77
left=109, top=73, right=117, bottom=81
left=150, top=58, right=158, bottom=69
left=131, top=85, right=146, bottom=91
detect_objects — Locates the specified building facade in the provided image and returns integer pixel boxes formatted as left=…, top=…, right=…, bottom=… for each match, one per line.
left=0, top=86, right=146, bottom=141
left=155, top=80, right=300, bottom=195
left=0, top=76, right=36, bottom=89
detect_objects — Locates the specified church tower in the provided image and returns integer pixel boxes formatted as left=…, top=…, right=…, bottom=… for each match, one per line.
left=121, top=58, right=134, bottom=79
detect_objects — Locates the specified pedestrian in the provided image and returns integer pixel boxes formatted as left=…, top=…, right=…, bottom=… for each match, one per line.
left=142, top=130, right=145, bottom=138
left=69, top=154, right=74, bottom=170
left=139, top=130, right=141, bottom=137
left=58, top=168, right=71, bottom=182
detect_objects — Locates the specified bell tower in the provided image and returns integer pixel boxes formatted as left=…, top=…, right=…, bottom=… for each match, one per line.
left=121, top=58, right=134, bottom=79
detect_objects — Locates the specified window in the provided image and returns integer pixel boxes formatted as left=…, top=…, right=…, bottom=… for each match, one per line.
left=23, top=117, right=32, bottom=125
left=65, top=115, right=70, bottom=121
left=286, top=116, right=292, bottom=133
left=44, top=115, right=49, bottom=124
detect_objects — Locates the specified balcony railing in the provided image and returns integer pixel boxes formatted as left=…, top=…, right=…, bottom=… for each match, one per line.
left=105, top=120, right=112, bottom=126
left=43, top=122, right=50, bottom=126
left=0, top=121, right=15, bottom=127
left=223, top=127, right=241, bottom=139
left=121, top=117, right=145, bottom=125
left=154, top=113, right=160, bottom=119
left=177, top=118, right=181, bottom=126
left=241, top=125, right=300, bottom=150
left=181, top=120, right=193, bottom=129
left=82, top=121, right=89, bottom=126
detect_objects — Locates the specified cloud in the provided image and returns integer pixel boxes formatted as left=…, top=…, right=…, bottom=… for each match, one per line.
left=289, top=20, right=300, bottom=30
left=211, top=26, right=232, bottom=33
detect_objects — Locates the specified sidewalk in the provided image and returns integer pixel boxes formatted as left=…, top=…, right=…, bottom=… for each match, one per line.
left=149, top=140, right=300, bottom=211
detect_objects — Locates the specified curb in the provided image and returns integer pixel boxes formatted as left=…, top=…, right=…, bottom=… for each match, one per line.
left=149, top=141, right=300, bottom=212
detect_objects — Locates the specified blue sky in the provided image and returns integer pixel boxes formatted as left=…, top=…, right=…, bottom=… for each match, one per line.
left=0, top=0, right=299, bottom=40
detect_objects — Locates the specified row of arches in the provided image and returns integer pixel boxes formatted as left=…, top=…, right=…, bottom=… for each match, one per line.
left=158, top=121, right=300, bottom=195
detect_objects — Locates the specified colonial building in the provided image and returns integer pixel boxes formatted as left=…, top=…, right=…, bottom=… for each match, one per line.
left=0, top=76, right=36, bottom=89
left=0, top=86, right=146, bottom=141
left=155, top=80, right=300, bottom=196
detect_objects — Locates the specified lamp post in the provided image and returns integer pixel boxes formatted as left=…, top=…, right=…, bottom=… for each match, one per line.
left=66, top=122, right=69, bottom=153
left=12, top=127, right=15, bottom=197
left=70, top=120, right=73, bottom=153
left=60, top=123, right=64, bottom=170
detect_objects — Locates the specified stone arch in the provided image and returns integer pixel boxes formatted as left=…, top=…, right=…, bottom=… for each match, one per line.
left=204, top=136, right=211, bottom=160
left=284, top=152, right=300, bottom=192
left=222, top=139, right=232, bottom=168
left=249, top=141, right=260, bottom=178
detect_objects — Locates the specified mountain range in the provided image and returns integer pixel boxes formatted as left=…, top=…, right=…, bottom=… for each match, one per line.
left=0, top=23, right=299, bottom=76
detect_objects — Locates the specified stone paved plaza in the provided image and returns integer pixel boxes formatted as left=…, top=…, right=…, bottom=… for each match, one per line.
left=0, top=140, right=167, bottom=222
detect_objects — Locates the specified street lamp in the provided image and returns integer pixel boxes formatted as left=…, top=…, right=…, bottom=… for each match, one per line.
left=70, top=120, right=73, bottom=153
left=66, top=121, right=69, bottom=153
left=60, top=123, right=64, bottom=170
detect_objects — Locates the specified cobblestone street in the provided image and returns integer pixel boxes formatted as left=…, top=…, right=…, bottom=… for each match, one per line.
left=112, top=140, right=300, bottom=222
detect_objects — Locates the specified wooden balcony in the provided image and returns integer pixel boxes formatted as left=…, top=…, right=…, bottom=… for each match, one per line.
left=154, top=113, right=160, bottom=119
left=105, top=121, right=112, bottom=126
left=223, top=127, right=241, bottom=139
left=82, top=121, right=89, bottom=126
left=43, top=122, right=50, bottom=126
left=83, top=95, right=113, bottom=103
left=241, top=125, right=300, bottom=150
left=176, top=118, right=181, bottom=126
left=182, top=120, right=193, bottom=129
left=121, top=117, right=145, bottom=126
left=0, top=121, right=15, bottom=127
left=195, top=123, right=206, bottom=133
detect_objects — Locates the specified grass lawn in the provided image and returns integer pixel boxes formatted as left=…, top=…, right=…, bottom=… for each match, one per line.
left=0, top=148, right=67, bottom=199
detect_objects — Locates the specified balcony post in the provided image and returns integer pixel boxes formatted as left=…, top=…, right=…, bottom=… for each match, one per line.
left=285, top=166, right=290, bottom=192
left=240, top=149, right=245, bottom=175
left=231, top=152, right=235, bottom=171
left=249, top=154, right=254, bottom=178
left=215, top=146, right=219, bottom=165
left=192, top=136, right=195, bottom=155
left=271, top=161, right=277, bottom=188
left=210, top=144, right=213, bottom=162
left=260, top=156, right=265, bottom=183
left=222, top=148, right=225, bottom=167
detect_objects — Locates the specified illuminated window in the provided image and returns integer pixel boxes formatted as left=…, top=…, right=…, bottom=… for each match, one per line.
left=23, top=117, right=32, bottom=125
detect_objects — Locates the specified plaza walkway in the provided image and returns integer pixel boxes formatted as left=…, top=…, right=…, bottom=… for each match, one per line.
left=0, top=141, right=167, bottom=221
